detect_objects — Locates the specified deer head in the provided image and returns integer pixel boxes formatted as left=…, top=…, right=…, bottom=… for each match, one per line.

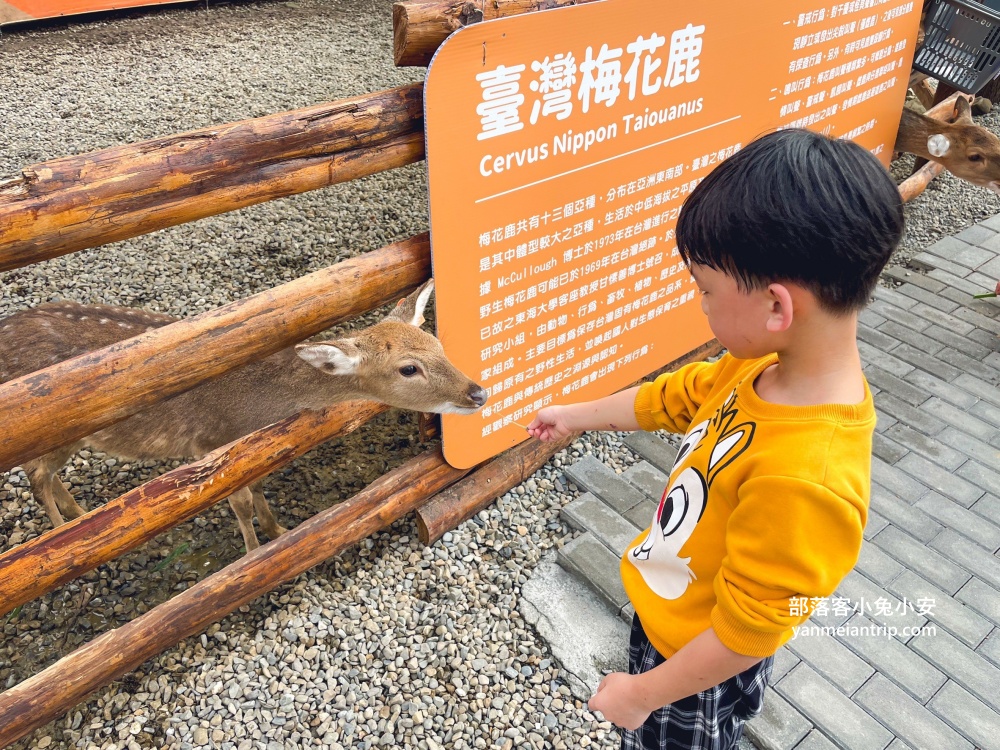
left=896, top=97, right=1000, bottom=194
left=295, top=280, right=487, bottom=415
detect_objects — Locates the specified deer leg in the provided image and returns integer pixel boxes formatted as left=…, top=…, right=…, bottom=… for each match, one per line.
left=227, top=487, right=261, bottom=552
left=250, top=483, right=288, bottom=540
left=23, top=447, right=87, bottom=528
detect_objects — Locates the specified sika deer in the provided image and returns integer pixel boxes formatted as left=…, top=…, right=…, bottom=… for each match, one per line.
left=895, top=96, right=1000, bottom=193
left=0, top=280, right=487, bottom=551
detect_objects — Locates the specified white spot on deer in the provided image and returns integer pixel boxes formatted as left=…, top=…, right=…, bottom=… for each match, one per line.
left=117, top=322, right=131, bottom=329
left=99, top=318, right=109, bottom=325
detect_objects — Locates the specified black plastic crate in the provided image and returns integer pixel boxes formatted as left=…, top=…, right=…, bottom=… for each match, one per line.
left=913, top=0, right=1000, bottom=94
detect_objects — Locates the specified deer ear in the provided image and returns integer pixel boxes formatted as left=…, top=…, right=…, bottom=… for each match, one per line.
left=384, top=279, right=434, bottom=327
left=955, top=95, right=974, bottom=123
left=927, top=134, right=951, bottom=158
left=296, top=340, right=361, bottom=374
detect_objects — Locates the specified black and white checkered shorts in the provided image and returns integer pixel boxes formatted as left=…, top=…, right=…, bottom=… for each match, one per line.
left=619, top=615, right=773, bottom=750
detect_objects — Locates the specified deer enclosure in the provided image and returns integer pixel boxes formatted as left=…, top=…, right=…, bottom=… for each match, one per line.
left=1, top=0, right=1000, bottom=748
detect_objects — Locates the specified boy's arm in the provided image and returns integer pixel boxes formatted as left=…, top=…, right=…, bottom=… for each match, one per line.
left=589, top=626, right=761, bottom=731
left=592, top=474, right=865, bottom=730
left=529, top=356, right=733, bottom=441
left=526, top=386, right=641, bottom=441
left=711, top=475, right=865, bottom=656
left=635, top=356, right=731, bottom=433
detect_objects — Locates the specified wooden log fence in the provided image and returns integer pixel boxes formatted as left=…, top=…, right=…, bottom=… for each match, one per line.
left=898, top=159, right=944, bottom=203
left=0, top=447, right=471, bottom=748
left=0, top=233, right=430, bottom=472
left=0, top=84, right=423, bottom=272
left=392, top=0, right=598, bottom=67
left=0, top=401, right=389, bottom=618
left=417, top=432, right=577, bottom=544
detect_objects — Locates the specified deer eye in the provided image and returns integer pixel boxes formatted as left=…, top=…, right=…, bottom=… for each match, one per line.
left=969, top=153, right=984, bottom=162
left=399, top=364, right=419, bottom=377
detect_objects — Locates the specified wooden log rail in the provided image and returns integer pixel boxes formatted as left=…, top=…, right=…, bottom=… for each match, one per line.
left=417, top=432, right=576, bottom=543
left=898, top=93, right=973, bottom=203
left=0, top=84, right=423, bottom=272
left=0, top=233, right=430, bottom=473
left=0, top=447, right=472, bottom=748
left=898, top=160, right=944, bottom=202
left=0, top=401, right=389, bottom=618
left=392, top=0, right=600, bottom=67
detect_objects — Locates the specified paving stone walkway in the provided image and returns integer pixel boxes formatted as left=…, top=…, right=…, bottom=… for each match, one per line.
left=555, top=214, right=1000, bottom=750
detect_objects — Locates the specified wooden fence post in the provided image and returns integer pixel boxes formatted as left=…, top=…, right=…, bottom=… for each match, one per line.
left=392, top=0, right=600, bottom=67
left=417, top=433, right=576, bottom=544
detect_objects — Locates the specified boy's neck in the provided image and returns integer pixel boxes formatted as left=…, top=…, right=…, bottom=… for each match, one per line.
left=754, top=314, right=866, bottom=407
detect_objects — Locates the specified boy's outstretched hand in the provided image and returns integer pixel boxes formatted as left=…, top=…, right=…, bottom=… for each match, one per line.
left=525, top=406, right=574, bottom=441
left=589, top=671, right=651, bottom=731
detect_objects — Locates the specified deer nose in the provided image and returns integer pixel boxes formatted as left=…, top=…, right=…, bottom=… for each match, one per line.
left=469, top=385, right=488, bottom=407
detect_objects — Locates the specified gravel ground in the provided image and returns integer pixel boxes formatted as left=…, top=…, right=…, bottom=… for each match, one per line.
left=1, top=2, right=998, bottom=748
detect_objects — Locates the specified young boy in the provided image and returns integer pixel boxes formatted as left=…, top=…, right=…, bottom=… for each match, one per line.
left=526, top=128, right=904, bottom=749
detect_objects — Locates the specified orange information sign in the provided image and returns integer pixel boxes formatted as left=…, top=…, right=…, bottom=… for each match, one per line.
left=426, top=0, right=921, bottom=469
left=0, top=0, right=185, bottom=25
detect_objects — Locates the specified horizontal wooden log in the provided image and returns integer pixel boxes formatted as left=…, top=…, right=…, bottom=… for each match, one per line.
left=899, top=159, right=944, bottom=202
left=0, top=233, right=431, bottom=472
left=0, top=84, right=424, bottom=272
left=417, top=432, right=576, bottom=544
left=0, top=400, right=390, bottom=618
left=0, top=447, right=470, bottom=748
left=392, top=0, right=598, bottom=67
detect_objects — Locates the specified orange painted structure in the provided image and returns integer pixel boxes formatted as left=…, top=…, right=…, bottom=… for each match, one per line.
left=0, top=0, right=191, bottom=25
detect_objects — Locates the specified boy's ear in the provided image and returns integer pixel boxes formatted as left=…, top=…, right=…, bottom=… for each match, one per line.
left=765, top=283, right=794, bottom=333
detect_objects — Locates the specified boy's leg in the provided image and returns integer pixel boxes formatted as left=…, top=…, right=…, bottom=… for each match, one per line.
left=619, top=615, right=773, bottom=750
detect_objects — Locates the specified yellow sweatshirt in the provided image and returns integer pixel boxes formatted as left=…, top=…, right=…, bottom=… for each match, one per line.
left=622, top=352, right=873, bottom=659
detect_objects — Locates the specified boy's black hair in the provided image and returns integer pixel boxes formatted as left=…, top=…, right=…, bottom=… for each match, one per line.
left=675, top=128, right=904, bottom=313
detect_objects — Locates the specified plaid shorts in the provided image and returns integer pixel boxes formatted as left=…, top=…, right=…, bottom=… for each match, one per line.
left=619, top=615, right=773, bottom=750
